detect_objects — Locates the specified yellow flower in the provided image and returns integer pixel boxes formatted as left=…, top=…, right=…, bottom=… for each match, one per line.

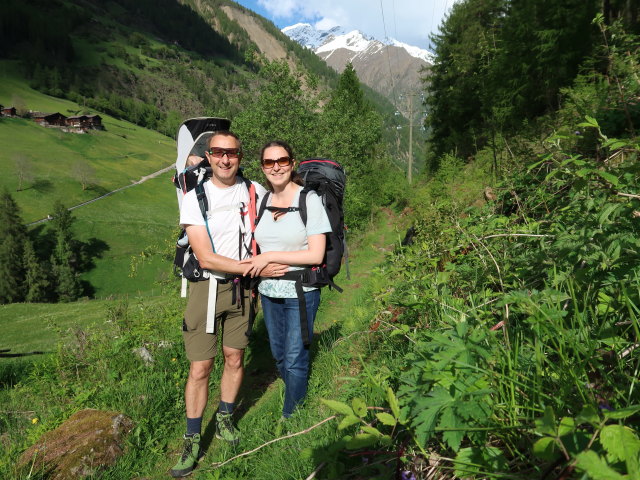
left=171, top=358, right=177, bottom=362
left=32, top=418, right=39, bottom=424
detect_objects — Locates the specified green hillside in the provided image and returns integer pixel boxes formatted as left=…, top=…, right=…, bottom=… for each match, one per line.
left=0, top=61, right=175, bottom=222
left=0, top=61, right=179, bottom=298
left=71, top=171, right=177, bottom=298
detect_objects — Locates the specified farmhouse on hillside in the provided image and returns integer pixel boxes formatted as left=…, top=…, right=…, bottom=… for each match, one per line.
left=66, top=114, right=103, bottom=130
left=1, top=106, right=17, bottom=117
left=31, top=112, right=67, bottom=127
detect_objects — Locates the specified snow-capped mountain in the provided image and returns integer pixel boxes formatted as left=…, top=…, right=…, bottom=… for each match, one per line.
left=281, top=23, right=346, bottom=50
left=283, top=23, right=432, bottom=101
left=390, top=39, right=433, bottom=63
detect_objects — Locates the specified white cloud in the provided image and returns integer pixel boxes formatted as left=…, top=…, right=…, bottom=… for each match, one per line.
left=256, top=0, right=299, bottom=18
left=256, top=0, right=454, bottom=49
left=314, top=17, right=339, bottom=31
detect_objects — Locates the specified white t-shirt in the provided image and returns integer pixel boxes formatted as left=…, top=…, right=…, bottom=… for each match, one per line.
left=180, top=178, right=267, bottom=261
left=256, top=186, right=331, bottom=298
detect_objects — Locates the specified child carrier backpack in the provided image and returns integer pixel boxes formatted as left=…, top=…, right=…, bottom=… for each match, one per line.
left=256, top=157, right=348, bottom=346
left=172, top=117, right=258, bottom=336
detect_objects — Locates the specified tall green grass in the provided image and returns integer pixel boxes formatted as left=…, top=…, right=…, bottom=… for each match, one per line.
left=315, top=127, right=640, bottom=478
left=0, top=210, right=404, bottom=479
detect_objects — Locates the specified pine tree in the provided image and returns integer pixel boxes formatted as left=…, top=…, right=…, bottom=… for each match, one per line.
left=23, top=239, right=49, bottom=303
left=318, top=63, right=383, bottom=229
left=426, top=0, right=505, bottom=158
left=0, top=191, right=28, bottom=303
left=495, top=0, right=599, bottom=120
left=49, top=201, right=81, bottom=302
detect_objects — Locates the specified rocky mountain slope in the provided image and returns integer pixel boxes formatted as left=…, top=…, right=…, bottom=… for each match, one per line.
left=283, top=23, right=432, bottom=102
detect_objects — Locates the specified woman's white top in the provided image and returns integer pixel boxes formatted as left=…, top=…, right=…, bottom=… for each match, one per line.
left=255, top=186, right=331, bottom=298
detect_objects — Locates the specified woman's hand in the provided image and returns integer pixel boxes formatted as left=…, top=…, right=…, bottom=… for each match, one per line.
left=240, top=252, right=278, bottom=277
left=260, top=262, right=289, bottom=278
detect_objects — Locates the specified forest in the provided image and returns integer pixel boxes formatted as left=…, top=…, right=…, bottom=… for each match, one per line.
left=1, top=0, right=639, bottom=478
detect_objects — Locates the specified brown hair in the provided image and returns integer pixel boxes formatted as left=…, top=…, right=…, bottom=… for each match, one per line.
left=209, top=130, right=243, bottom=155
left=260, top=140, right=304, bottom=191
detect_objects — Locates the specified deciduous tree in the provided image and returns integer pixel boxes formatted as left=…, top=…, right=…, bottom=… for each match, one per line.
left=233, top=59, right=320, bottom=179
left=73, top=161, right=96, bottom=191
left=14, top=153, right=34, bottom=191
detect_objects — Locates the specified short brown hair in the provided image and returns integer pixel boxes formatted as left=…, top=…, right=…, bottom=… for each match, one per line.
left=209, top=130, right=242, bottom=154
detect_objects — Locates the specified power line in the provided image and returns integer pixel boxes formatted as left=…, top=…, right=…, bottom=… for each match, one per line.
left=379, top=0, right=396, bottom=98
left=390, top=0, right=401, bottom=104
left=429, top=0, right=438, bottom=45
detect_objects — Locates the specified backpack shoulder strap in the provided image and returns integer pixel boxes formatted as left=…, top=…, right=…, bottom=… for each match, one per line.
left=256, top=191, right=271, bottom=227
left=298, top=189, right=309, bottom=226
left=194, top=181, right=215, bottom=253
left=195, top=181, right=208, bottom=218
left=239, top=175, right=258, bottom=256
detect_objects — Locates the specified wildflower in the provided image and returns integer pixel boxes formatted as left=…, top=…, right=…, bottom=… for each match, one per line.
left=172, top=358, right=177, bottom=362
left=32, top=418, right=39, bottom=424
left=401, top=471, right=416, bottom=480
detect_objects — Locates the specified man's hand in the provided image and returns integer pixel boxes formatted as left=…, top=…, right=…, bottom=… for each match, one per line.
left=241, top=259, right=289, bottom=278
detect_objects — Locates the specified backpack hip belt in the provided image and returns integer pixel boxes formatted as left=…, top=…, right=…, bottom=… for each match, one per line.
left=204, top=274, right=250, bottom=335
left=274, top=270, right=343, bottom=346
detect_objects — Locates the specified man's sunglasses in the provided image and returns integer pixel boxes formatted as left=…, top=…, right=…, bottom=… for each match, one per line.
left=261, top=156, right=292, bottom=169
left=207, top=147, right=240, bottom=159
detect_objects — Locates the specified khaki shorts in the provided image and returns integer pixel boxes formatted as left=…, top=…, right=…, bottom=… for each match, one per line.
left=183, top=280, right=251, bottom=361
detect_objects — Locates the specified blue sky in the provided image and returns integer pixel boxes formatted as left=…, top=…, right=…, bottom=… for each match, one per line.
left=232, top=0, right=456, bottom=51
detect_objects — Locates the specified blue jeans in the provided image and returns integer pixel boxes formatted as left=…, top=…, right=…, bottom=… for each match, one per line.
left=261, top=290, right=321, bottom=417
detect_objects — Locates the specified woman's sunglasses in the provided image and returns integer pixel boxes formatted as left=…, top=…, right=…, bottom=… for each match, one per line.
left=261, top=156, right=292, bottom=169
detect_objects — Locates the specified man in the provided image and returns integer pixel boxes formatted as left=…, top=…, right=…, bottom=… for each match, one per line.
left=170, top=131, right=283, bottom=477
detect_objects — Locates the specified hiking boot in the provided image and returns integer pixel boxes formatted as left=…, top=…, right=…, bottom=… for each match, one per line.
left=215, top=412, right=240, bottom=445
left=274, top=415, right=289, bottom=437
left=169, top=433, right=201, bottom=477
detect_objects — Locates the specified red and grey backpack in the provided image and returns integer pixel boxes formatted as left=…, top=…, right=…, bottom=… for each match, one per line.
left=256, top=158, right=348, bottom=345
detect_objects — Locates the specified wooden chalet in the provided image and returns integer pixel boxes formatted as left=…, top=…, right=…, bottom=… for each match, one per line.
left=66, top=115, right=89, bottom=128
left=87, top=114, right=103, bottom=129
left=65, top=114, right=103, bottom=130
left=31, top=112, right=67, bottom=127
left=2, top=106, right=17, bottom=117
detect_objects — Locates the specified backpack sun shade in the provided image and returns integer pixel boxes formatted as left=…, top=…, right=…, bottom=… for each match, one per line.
left=172, top=117, right=258, bottom=336
left=256, top=157, right=349, bottom=346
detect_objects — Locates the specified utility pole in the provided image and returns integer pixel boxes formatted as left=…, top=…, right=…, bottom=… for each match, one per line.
left=407, top=93, right=414, bottom=184
left=397, top=90, right=424, bottom=184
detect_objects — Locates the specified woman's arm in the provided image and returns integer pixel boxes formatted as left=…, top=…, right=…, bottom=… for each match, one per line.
left=240, top=234, right=326, bottom=277
left=187, top=225, right=287, bottom=277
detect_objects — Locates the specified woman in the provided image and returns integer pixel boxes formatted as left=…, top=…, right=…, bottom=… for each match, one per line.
left=240, top=140, right=331, bottom=419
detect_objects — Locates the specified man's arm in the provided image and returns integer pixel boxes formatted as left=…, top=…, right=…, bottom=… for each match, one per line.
left=186, top=224, right=287, bottom=277
left=239, top=234, right=325, bottom=277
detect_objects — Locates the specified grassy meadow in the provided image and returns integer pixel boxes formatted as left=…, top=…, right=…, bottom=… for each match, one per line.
left=0, top=60, right=181, bottom=298
left=0, top=209, right=405, bottom=480
left=0, top=61, right=176, bottom=222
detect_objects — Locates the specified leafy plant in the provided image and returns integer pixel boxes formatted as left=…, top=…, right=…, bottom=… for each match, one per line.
left=533, top=404, right=640, bottom=479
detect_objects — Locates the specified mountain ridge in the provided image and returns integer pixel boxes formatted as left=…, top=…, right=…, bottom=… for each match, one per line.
left=283, top=22, right=433, bottom=62
left=282, top=23, right=432, bottom=102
